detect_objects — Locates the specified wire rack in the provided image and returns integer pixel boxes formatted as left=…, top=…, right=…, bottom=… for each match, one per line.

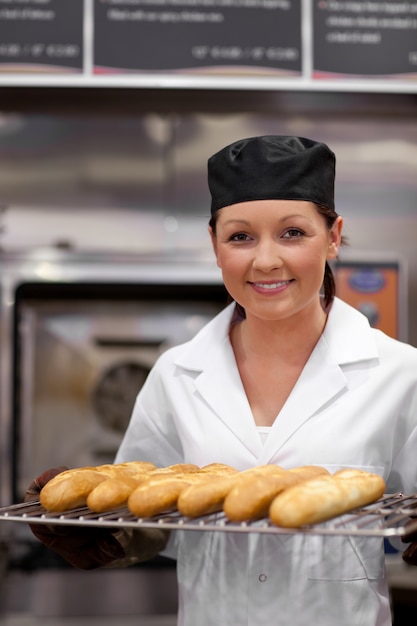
left=1, top=493, right=417, bottom=537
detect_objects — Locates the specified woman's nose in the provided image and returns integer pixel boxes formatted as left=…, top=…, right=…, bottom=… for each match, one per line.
left=252, top=240, right=282, bottom=271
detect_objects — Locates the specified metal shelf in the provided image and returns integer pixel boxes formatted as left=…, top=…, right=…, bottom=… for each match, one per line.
left=1, top=493, right=417, bottom=537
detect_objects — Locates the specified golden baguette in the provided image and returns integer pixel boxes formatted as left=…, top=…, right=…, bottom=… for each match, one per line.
left=223, top=465, right=329, bottom=522
left=128, top=472, right=212, bottom=518
left=42, top=461, right=156, bottom=486
left=178, top=473, right=241, bottom=518
left=42, top=466, right=101, bottom=485
left=174, top=462, right=239, bottom=517
left=86, top=475, right=146, bottom=513
left=127, top=464, right=237, bottom=518
left=152, top=463, right=200, bottom=474
left=179, top=464, right=284, bottom=519
left=86, top=463, right=200, bottom=513
left=40, top=469, right=109, bottom=512
left=198, top=463, right=239, bottom=475
left=39, top=461, right=157, bottom=512
left=269, top=469, right=386, bottom=528
left=94, top=461, right=157, bottom=477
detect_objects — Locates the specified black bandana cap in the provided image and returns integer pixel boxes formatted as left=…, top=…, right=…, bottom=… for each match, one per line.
left=208, top=135, right=335, bottom=215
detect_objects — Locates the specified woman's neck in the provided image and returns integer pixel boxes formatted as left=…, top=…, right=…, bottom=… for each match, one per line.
left=234, top=302, right=328, bottom=361
left=229, top=302, right=329, bottom=426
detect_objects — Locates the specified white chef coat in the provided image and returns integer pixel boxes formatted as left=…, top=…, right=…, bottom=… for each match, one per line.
left=115, top=297, right=417, bottom=626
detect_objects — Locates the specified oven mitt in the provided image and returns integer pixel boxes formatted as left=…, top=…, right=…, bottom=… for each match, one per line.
left=24, top=467, right=169, bottom=570
left=401, top=516, right=417, bottom=566
left=24, top=466, right=126, bottom=569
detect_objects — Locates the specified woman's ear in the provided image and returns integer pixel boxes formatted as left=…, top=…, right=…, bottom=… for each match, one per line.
left=327, top=216, right=343, bottom=260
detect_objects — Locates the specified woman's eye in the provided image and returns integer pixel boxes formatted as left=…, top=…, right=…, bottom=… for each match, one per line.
left=229, top=232, right=251, bottom=242
left=283, top=228, right=304, bottom=239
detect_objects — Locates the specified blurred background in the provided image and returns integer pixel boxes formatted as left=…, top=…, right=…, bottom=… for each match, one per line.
left=0, top=1, right=417, bottom=624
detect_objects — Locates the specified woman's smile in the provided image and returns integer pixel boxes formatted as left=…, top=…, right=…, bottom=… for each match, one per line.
left=250, top=279, right=293, bottom=294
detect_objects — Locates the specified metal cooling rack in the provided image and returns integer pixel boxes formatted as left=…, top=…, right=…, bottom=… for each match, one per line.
left=1, top=493, right=417, bottom=537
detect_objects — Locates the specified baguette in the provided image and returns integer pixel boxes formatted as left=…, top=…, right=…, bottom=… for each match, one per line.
left=179, top=464, right=284, bottom=519
left=223, top=465, right=329, bottom=522
left=40, top=469, right=109, bottom=512
left=94, top=461, right=157, bottom=477
left=86, top=475, right=146, bottom=513
left=178, top=473, right=241, bottom=518
left=269, top=469, right=386, bottom=528
left=128, top=472, right=212, bottom=518
left=42, top=461, right=156, bottom=485
left=198, top=463, right=238, bottom=475
left=126, top=464, right=236, bottom=518
left=40, top=461, right=156, bottom=512
left=152, top=463, right=200, bottom=474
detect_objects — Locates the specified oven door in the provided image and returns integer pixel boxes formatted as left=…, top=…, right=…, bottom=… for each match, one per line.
left=13, top=279, right=227, bottom=502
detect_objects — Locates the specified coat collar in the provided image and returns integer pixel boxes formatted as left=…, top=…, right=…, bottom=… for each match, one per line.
left=323, top=296, right=379, bottom=364
left=173, top=298, right=379, bottom=463
left=174, top=297, right=379, bottom=372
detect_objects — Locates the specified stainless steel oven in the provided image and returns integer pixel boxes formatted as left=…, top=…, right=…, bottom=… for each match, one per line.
left=0, top=247, right=226, bottom=617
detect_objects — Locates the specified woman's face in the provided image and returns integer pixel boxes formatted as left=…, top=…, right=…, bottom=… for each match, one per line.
left=209, top=199, right=343, bottom=323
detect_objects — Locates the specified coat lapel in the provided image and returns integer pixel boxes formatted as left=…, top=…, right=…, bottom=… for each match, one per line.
left=260, top=298, right=379, bottom=463
left=174, top=304, right=263, bottom=459
left=195, top=338, right=264, bottom=459
left=258, top=334, right=348, bottom=464
left=174, top=298, right=379, bottom=465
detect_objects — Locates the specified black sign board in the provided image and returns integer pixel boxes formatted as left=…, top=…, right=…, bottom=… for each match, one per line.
left=93, top=0, right=302, bottom=76
left=0, top=0, right=84, bottom=73
left=0, top=0, right=416, bottom=91
left=313, top=1, right=417, bottom=78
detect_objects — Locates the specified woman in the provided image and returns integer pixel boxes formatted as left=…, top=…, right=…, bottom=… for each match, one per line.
left=27, top=136, right=417, bottom=625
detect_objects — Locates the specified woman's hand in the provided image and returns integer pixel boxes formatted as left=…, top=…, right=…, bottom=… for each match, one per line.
left=401, top=517, right=417, bottom=566
left=24, top=467, right=127, bottom=569
left=24, top=466, right=169, bottom=569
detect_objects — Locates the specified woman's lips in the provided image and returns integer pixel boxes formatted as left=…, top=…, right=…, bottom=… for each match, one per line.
left=250, top=280, right=293, bottom=293
left=253, top=280, right=290, bottom=289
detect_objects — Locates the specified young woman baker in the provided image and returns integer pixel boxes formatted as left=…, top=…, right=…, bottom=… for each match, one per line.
left=27, top=135, right=417, bottom=626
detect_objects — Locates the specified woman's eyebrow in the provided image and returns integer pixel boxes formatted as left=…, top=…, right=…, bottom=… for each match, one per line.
left=222, top=214, right=307, bottom=227
left=221, top=219, right=251, bottom=227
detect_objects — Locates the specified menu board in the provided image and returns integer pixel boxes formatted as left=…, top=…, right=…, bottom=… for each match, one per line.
left=0, top=0, right=83, bottom=73
left=94, top=0, right=302, bottom=76
left=0, top=0, right=416, bottom=91
left=313, top=1, right=417, bottom=80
